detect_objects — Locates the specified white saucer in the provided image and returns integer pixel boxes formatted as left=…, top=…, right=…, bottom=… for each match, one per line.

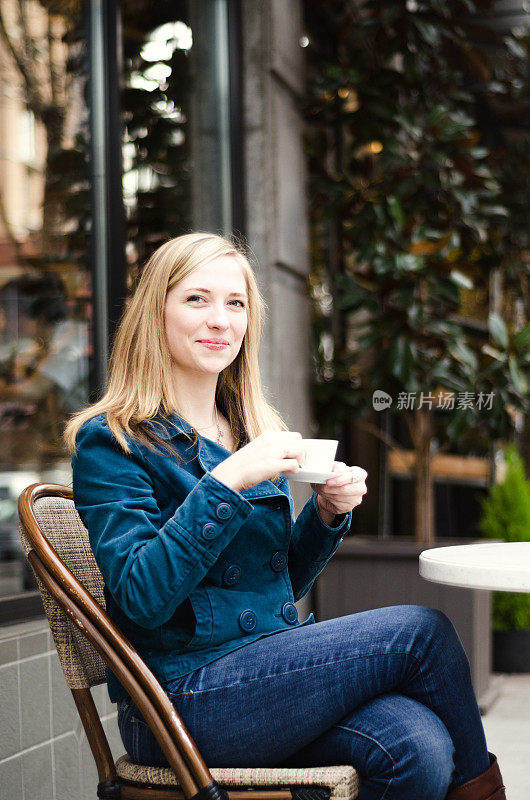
left=285, top=468, right=336, bottom=484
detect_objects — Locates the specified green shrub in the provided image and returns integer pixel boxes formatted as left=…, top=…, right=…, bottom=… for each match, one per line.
left=480, top=446, right=530, bottom=630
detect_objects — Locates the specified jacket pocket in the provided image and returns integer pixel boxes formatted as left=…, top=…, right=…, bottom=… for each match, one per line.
left=185, top=587, right=213, bottom=650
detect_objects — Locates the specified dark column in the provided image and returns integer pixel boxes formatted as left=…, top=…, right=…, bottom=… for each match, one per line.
left=87, top=0, right=126, bottom=395
left=227, top=0, right=246, bottom=239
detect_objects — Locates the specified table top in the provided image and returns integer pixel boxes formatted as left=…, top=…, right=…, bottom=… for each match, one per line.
left=419, top=542, right=530, bottom=592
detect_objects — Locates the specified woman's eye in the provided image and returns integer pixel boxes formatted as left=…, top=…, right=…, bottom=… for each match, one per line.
left=186, top=296, right=245, bottom=308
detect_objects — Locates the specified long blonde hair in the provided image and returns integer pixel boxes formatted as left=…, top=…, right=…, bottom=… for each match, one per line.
left=65, top=232, right=287, bottom=455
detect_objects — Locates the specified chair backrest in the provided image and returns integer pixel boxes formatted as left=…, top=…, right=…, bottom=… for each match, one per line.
left=19, top=484, right=106, bottom=688
left=19, top=483, right=216, bottom=799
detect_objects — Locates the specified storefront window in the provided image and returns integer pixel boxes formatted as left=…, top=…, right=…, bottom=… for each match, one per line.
left=121, top=0, right=234, bottom=279
left=0, top=0, right=237, bottom=612
left=0, top=0, right=91, bottom=598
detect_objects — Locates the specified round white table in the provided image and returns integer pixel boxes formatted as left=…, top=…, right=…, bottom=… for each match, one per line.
left=419, top=542, right=530, bottom=593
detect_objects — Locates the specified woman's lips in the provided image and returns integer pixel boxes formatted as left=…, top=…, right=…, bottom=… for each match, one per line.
left=198, top=340, right=229, bottom=350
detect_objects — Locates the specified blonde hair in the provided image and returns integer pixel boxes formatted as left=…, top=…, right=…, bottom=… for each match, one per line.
left=65, top=232, right=287, bottom=455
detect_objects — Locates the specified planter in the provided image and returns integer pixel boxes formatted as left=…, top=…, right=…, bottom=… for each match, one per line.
left=313, top=536, right=496, bottom=710
left=493, top=630, right=530, bottom=673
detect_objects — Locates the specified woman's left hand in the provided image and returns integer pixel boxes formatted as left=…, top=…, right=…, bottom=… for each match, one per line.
left=311, top=462, right=368, bottom=520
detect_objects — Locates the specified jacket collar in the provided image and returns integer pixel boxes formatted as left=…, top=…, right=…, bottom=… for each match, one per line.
left=145, top=413, right=194, bottom=440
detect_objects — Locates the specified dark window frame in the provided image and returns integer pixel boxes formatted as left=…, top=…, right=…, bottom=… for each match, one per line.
left=227, top=0, right=246, bottom=238
left=0, top=593, right=44, bottom=626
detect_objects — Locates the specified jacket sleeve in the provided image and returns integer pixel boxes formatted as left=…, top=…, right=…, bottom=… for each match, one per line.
left=72, top=419, right=254, bottom=629
left=288, top=491, right=352, bottom=602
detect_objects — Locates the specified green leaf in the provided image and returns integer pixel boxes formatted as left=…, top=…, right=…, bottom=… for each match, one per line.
left=412, top=19, right=440, bottom=47
left=483, top=205, right=509, bottom=217
left=388, top=336, right=414, bottom=384
left=337, top=279, right=368, bottom=312
left=387, top=195, right=404, bottom=227
left=506, top=37, right=526, bottom=60
left=470, top=148, right=489, bottom=159
left=394, top=253, right=424, bottom=273
left=448, top=340, right=478, bottom=372
left=482, top=343, right=506, bottom=362
left=489, top=314, right=509, bottom=349
left=509, top=356, right=527, bottom=395
left=446, top=410, right=471, bottom=441
left=513, top=325, right=530, bottom=352
left=449, top=270, right=473, bottom=290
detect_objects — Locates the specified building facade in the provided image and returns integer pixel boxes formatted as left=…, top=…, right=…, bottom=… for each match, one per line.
left=0, top=2, right=314, bottom=796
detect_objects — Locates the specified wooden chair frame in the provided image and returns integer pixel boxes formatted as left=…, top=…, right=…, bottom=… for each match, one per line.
left=20, top=483, right=358, bottom=800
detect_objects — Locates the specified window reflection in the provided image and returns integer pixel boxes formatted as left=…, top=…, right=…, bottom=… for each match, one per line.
left=0, top=0, right=233, bottom=602
left=0, top=0, right=91, bottom=596
left=122, top=0, right=232, bottom=280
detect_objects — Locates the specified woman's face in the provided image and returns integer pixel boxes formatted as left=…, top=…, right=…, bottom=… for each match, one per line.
left=164, top=255, right=249, bottom=380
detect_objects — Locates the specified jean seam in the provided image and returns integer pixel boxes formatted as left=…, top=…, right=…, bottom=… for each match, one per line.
left=168, top=650, right=417, bottom=697
left=406, top=649, right=434, bottom=706
left=333, top=724, right=395, bottom=800
left=408, top=649, right=467, bottom=787
left=130, top=716, right=149, bottom=728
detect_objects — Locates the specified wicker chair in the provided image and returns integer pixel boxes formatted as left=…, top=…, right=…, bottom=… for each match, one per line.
left=19, top=483, right=360, bottom=800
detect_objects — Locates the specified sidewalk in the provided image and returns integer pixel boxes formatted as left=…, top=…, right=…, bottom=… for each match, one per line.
left=481, top=673, right=530, bottom=800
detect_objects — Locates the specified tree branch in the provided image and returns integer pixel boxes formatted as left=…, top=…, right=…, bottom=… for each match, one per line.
left=0, top=186, right=26, bottom=265
left=354, top=416, right=406, bottom=453
left=0, top=0, right=45, bottom=118
left=404, top=407, right=422, bottom=454
left=46, top=10, right=62, bottom=109
left=19, top=0, right=40, bottom=67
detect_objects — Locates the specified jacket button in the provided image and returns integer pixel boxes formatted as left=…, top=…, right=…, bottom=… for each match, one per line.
left=239, top=609, right=257, bottom=632
left=216, top=503, right=232, bottom=520
left=223, top=565, right=241, bottom=586
left=202, top=523, right=218, bottom=540
left=281, top=602, right=298, bottom=625
left=270, top=551, right=288, bottom=572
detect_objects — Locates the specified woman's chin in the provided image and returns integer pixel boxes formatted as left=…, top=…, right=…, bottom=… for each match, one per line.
left=193, top=358, right=233, bottom=375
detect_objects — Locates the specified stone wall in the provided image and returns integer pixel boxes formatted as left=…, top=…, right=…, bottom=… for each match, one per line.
left=241, top=0, right=314, bottom=529
left=0, top=618, right=123, bottom=800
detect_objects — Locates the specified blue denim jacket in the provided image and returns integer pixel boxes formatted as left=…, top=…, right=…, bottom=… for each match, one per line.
left=72, top=414, right=352, bottom=702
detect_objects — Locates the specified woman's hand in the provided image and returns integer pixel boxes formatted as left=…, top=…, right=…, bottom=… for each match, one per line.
left=311, top=462, right=368, bottom=525
left=211, top=430, right=305, bottom=492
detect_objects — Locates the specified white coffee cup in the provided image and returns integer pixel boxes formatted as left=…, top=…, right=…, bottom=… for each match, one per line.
left=300, top=439, right=338, bottom=473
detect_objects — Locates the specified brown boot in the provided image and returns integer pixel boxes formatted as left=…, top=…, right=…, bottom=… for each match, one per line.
left=447, top=754, right=506, bottom=799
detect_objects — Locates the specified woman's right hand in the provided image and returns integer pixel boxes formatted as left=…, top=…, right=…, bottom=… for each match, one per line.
left=210, top=430, right=305, bottom=492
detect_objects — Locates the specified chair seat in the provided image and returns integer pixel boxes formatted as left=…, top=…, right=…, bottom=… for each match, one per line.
left=116, top=755, right=360, bottom=800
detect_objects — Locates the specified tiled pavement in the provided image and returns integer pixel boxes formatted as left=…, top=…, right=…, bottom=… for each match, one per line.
left=482, top=673, right=530, bottom=800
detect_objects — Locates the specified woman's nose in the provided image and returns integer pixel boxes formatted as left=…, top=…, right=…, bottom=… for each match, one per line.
left=207, top=304, right=230, bottom=329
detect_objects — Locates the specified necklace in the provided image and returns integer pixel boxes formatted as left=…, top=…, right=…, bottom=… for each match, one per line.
left=194, top=404, right=223, bottom=445
left=213, top=403, right=223, bottom=445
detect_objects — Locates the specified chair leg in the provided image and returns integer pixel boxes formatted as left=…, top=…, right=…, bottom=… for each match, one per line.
left=97, top=778, right=122, bottom=799
left=71, top=688, right=117, bottom=785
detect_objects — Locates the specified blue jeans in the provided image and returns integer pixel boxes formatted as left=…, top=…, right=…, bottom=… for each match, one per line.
left=117, top=606, right=490, bottom=800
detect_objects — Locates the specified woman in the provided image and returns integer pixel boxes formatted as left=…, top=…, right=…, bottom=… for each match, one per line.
left=67, top=233, right=505, bottom=800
